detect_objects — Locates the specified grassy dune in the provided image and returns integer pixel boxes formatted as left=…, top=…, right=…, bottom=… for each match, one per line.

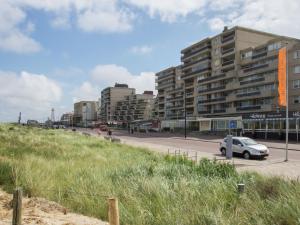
left=0, top=124, right=300, bottom=225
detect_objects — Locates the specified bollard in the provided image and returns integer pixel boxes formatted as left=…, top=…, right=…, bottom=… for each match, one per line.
left=226, top=135, right=233, bottom=159
left=237, top=183, right=245, bottom=193
left=108, top=197, right=120, bottom=225
left=12, top=188, right=22, bottom=225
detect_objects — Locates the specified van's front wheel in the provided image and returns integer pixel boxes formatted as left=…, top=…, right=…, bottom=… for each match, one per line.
left=243, top=151, right=251, bottom=160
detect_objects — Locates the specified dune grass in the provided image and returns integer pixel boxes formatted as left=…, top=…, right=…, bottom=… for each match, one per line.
left=0, top=124, right=300, bottom=225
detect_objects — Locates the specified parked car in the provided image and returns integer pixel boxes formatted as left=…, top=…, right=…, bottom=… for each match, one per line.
left=219, top=137, right=269, bottom=159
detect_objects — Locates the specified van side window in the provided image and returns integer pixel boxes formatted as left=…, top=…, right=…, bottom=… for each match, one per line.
left=233, top=139, right=241, bottom=145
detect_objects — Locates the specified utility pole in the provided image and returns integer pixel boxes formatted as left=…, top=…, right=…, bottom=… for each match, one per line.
left=18, top=112, right=21, bottom=124
left=51, top=108, right=55, bottom=122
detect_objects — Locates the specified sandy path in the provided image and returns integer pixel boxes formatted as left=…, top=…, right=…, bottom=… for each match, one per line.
left=0, top=189, right=107, bottom=225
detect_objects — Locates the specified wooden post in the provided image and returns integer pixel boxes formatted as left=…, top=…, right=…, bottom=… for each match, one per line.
left=237, top=183, right=245, bottom=193
left=108, top=197, right=119, bottom=225
left=12, top=187, right=22, bottom=225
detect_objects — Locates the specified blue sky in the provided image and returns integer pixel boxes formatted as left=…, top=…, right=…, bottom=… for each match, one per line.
left=0, top=0, right=299, bottom=122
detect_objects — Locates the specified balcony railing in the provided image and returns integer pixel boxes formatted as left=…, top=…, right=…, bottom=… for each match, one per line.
left=252, top=52, right=267, bottom=59
left=182, top=67, right=211, bottom=79
left=221, top=34, right=235, bottom=44
left=236, top=91, right=261, bottom=98
left=198, top=97, right=226, bottom=104
left=222, top=48, right=235, bottom=55
left=222, top=60, right=234, bottom=67
left=198, top=85, right=226, bottom=93
left=181, top=45, right=211, bottom=60
left=182, top=56, right=211, bottom=68
left=198, top=73, right=226, bottom=83
left=243, top=64, right=268, bottom=73
left=239, top=77, right=265, bottom=85
left=236, top=105, right=261, bottom=111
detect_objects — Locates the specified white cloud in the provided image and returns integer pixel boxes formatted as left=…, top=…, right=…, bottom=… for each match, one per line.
left=208, top=0, right=300, bottom=38
left=0, top=1, right=41, bottom=53
left=208, top=18, right=225, bottom=31
left=77, top=5, right=134, bottom=33
left=125, top=0, right=207, bottom=22
left=18, top=0, right=135, bottom=33
left=130, top=45, right=153, bottom=55
left=0, top=71, right=62, bottom=122
left=90, top=64, right=155, bottom=94
left=72, top=82, right=99, bottom=103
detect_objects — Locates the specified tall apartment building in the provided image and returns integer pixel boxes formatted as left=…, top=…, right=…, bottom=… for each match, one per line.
left=100, top=83, right=135, bottom=123
left=157, top=26, right=300, bottom=139
left=113, top=91, right=154, bottom=123
left=155, top=66, right=184, bottom=120
left=73, top=101, right=98, bottom=127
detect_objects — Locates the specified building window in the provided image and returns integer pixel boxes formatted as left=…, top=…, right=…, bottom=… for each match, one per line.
left=293, top=96, right=300, bottom=104
left=294, top=66, right=300, bottom=74
left=268, top=42, right=281, bottom=51
left=293, top=80, right=300, bottom=89
left=294, top=50, right=300, bottom=59
left=241, top=51, right=252, bottom=59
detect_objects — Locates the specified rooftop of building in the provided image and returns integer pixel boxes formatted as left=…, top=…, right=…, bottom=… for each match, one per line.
left=181, top=26, right=300, bottom=54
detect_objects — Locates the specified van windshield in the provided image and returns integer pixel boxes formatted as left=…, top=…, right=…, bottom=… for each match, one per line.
left=242, top=138, right=257, bottom=146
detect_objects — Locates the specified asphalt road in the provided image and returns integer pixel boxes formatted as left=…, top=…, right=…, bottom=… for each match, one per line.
left=111, top=130, right=300, bottom=162
left=77, top=128, right=300, bottom=162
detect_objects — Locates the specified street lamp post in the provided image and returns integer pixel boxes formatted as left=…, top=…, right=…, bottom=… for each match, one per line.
left=184, top=84, right=187, bottom=139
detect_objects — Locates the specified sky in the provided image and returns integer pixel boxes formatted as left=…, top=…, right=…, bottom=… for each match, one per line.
left=0, top=0, right=300, bottom=122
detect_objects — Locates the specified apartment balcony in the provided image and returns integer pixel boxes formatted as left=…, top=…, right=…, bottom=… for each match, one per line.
left=221, top=33, right=235, bottom=45
left=236, top=91, right=261, bottom=98
left=157, top=81, right=175, bottom=90
left=198, top=97, right=226, bottom=104
left=181, top=45, right=211, bottom=61
left=185, top=82, right=194, bottom=89
left=182, top=56, right=211, bottom=69
left=168, top=96, right=184, bottom=102
left=240, top=77, right=265, bottom=86
left=182, top=67, right=211, bottom=80
left=222, top=60, right=235, bottom=67
left=185, top=102, right=194, bottom=108
left=185, top=92, right=194, bottom=97
left=222, top=47, right=235, bottom=57
left=198, top=85, right=226, bottom=94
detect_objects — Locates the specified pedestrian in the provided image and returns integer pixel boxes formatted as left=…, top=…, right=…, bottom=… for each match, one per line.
left=108, top=129, right=112, bottom=136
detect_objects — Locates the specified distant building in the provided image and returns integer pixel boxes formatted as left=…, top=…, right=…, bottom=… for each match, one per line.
left=156, top=66, right=183, bottom=120
left=60, top=112, right=73, bottom=126
left=27, top=120, right=39, bottom=126
left=73, top=101, right=98, bottom=127
left=114, top=91, right=154, bottom=125
left=100, top=83, right=135, bottom=123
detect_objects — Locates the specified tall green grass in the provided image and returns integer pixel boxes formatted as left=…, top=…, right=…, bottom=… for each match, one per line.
left=0, top=124, right=300, bottom=225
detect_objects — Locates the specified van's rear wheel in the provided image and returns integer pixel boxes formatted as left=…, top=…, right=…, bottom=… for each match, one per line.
left=221, top=148, right=226, bottom=156
left=243, top=151, right=251, bottom=160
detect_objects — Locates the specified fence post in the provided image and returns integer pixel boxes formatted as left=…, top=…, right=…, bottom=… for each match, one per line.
left=12, top=187, right=22, bottom=225
left=108, top=197, right=119, bottom=225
